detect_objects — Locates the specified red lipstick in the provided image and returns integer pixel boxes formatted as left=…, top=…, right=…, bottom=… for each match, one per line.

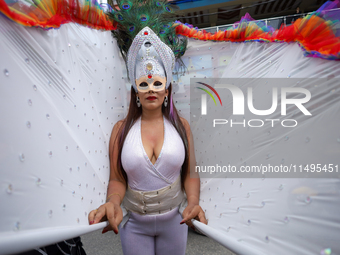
left=146, top=96, right=157, bottom=100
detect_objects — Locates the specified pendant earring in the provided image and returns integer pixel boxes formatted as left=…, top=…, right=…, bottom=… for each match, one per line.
left=136, top=96, right=141, bottom=107
left=164, top=96, right=168, bottom=107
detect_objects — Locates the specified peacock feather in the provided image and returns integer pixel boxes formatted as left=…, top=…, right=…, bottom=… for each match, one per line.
left=107, top=0, right=187, bottom=63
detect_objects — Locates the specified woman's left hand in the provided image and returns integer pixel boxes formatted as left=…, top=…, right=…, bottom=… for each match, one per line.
left=180, top=204, right=208, bottom=230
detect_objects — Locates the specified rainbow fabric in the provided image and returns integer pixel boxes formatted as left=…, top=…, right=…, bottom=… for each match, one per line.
left=0, top=0, right=339, bottom=60
left=174, top=1, right=340, bottom=60
left=0, top=0, right=116, bottom=30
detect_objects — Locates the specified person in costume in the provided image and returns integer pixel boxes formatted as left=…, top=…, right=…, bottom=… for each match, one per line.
left=88, top=1, right=207, bottom=254
left=0, top=0, right=339, bottom=253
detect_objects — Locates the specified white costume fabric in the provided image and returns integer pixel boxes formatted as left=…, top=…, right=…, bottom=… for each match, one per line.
left=120, top=115, right=188, bottom=254
left=121, top=115, right=185, bottom=191
left=119, top=206, right=188, bottom=255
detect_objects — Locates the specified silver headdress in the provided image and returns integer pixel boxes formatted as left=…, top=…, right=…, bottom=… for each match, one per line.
left=127, top=27, right=175, bottom=92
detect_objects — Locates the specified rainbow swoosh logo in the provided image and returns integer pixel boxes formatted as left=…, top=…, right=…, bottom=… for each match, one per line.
left=196, top=82, right=223, bottom=106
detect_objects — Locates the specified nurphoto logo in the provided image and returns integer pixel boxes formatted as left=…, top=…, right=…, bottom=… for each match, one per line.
left=195, top=79, right=312, bottom=128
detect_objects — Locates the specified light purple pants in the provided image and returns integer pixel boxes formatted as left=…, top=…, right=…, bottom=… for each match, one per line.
left=119, top=208, right=188, bottom=255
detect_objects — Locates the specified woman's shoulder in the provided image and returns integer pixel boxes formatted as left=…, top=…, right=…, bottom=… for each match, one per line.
left=179, top=117, right=191, bottom=136
left=179, top=117, right=189, bottom=127
left=110, top=119, right=126, bottom=139
left=117, top=116, right=132, bottom=127
left=116, top=119, right=125, bottom=126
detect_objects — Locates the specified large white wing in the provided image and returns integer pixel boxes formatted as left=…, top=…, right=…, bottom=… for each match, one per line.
left=0, top=15, right=127, bottom=254
left=180, top=39, right=340, bottom=255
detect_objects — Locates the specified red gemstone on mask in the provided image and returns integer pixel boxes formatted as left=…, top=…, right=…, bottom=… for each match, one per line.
left=144, top=31, right=148, bottom=35
left=148, top=74, right=152, bottom=78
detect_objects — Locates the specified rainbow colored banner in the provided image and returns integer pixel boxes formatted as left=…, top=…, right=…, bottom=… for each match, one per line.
left=174, top=1, right=340, bottom=60
left=0, top=0, right=339, bottom=60
left=0, top=0, right=117, bottom=30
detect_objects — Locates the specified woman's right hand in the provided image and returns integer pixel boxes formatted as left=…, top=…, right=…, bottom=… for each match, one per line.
left=88, top=202, right=123, bottom=235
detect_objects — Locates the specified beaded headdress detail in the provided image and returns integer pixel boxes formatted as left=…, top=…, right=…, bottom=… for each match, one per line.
left=127, top=27, right=175, bottom=92
left=109, top=0, right=187, bottom=91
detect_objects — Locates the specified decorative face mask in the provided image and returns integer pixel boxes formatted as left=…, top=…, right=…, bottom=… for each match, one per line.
left=127, top=27, right=175, bottom=93
left=135, top=75, right=167, bottom=93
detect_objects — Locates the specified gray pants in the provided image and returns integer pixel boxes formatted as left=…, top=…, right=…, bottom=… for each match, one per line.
left=120, top=208, right=188, bottom=255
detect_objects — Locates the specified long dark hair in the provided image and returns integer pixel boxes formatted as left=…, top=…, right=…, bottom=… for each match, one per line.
left=114, top=84, right=189, bottom=190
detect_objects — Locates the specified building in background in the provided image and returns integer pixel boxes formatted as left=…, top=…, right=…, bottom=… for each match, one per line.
left=173, top=0, right=329, bottom=28
left=99, top=0, right=332, bottom=30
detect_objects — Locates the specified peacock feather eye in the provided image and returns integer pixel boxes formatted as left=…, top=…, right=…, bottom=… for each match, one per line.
left=122, top=4, right=131, bottom=10
left=140, top=14, right=148, bottom=22
left=159, top=29, right=165, bottom=34
left=121, top=1, right=132, bottom=10
left=129, top=25, right=135, bottom=32
left=165, top=6, right=171, bottom=12
left=156, top=2, right=161, bottom=7
left=117, top=14, right=123, bottom=21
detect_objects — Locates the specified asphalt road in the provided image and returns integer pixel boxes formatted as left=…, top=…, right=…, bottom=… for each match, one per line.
left=81, top=227, right=235, bottom=255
